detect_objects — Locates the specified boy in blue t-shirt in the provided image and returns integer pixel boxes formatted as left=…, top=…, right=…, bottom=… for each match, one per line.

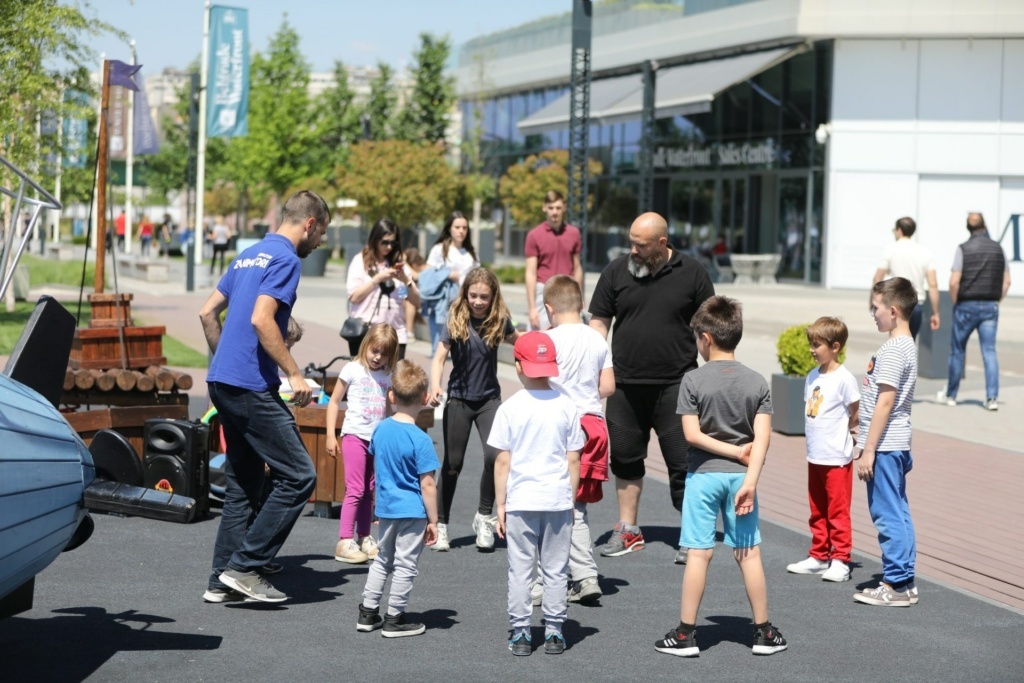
left=357, top=360, right=439, bottom=638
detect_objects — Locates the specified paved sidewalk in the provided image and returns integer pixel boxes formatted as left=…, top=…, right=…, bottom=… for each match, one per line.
left=39, top=254, right=1024, bottom=611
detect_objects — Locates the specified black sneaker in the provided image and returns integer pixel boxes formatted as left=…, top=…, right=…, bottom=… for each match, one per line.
left=655, top=625, right=699, bottom=657
left=752, top=623, right=788, bottom=655
left=508, top=631, right=532, bottom=656
left=382, top=612, right=426, bottom=638
left=357, top=604, right=383, bottom=632
left=544, top=632, right=565, bottom=654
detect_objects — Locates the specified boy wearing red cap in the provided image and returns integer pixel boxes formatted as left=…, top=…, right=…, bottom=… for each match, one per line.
left=489, top=331, right=584, bottom=656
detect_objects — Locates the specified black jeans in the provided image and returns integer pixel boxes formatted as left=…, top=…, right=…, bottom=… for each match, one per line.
left=606, top=382, right=689, bottom=511
left=207, top=382, right=316, bottom=587
left=438, top=395, right=501, bottom=524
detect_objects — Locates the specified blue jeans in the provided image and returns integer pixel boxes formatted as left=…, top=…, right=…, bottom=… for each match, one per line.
left=208, top=382, right=316, bottom=588
left=947, top=300, right=1000, bottom=400
left=866, top=450, right=916, bottom=587
left=428, top=317, right=444, bottom=355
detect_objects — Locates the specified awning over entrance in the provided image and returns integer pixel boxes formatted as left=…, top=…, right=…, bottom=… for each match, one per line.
left=516, top=46, right=800, bottom=135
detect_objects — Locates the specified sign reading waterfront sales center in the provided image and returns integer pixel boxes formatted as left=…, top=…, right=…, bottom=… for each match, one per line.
left=207, top=5, right=249, bottom=138
left=653, top=138, right=787, bottom=170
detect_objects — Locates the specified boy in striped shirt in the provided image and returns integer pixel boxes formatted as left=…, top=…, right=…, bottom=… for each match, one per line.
left=854, top=277, right=919, bottom=607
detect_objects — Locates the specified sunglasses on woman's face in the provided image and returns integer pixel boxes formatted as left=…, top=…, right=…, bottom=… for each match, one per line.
left=380, top=239, right=396, bottom=247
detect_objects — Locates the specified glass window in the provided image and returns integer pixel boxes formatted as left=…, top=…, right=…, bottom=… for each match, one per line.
left=777, top=176, right=808, bottom=280
left=495, top=96, right=512, bottom=142
left=511, top=94, right=528, bottom=144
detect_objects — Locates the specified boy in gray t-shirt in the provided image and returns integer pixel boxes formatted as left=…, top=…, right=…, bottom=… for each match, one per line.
left=654, top=296, right=787, bottom=658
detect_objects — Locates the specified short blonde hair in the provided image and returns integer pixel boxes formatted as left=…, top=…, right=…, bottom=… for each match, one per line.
left=357, top=323, right=399, bottom=373
left=390, top=360, right=428, bottom=405
left=542, top=274, right=582, bottom=314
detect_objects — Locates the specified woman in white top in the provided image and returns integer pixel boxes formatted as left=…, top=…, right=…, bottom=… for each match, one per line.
left=425, top=211, right=480, bottom=349
left=346, top=218, right=421, bottom=359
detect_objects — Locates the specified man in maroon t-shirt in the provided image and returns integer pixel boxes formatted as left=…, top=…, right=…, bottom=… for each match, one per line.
left=525, top=190, right=583, bottom=330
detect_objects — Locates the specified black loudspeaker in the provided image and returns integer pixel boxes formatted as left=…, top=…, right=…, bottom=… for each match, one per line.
left=143, top=419, right=210, bottom=518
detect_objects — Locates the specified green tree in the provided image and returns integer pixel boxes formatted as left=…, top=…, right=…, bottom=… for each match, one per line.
left=336, top=140, right=459, bottom=228
left=0, top=0, right=118, bottom=172
left=305, top=60, right=361, bottom=182
left=394, top=33, right=456, bottom=145
left=363, top=62, right=396, bottom=141
left=222, top=16, right=314, bottom=201
left=499, top=150, right=603, bottom=226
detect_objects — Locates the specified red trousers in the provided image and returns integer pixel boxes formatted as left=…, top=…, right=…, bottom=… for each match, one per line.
left=807, top=461, right=853, bottom=562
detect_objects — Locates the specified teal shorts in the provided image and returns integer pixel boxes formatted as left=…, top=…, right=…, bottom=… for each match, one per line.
left=680, top=471, right=761, bottom=549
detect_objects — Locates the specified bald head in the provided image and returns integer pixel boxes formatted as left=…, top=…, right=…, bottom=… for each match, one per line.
left=967, top=212, right=986, bottom=232
left=631, top=212, right=669, bottom=241
left=627, top=212, right=670, bottom=278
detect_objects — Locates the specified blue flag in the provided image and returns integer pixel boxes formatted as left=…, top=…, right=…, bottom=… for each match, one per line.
left=133, top=72, right=160, bottom=155
left=63, top=90, right=90, bottom=169
left=109, top=60, right=141, bottom=91
left=207, top=6, right=249, bottom=138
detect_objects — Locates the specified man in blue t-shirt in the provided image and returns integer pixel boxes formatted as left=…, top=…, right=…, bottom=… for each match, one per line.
left=199, top=190, right=329, bottom=604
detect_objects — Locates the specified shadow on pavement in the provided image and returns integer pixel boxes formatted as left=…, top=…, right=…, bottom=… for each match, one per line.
left=0, top=607, right=221, bottom=682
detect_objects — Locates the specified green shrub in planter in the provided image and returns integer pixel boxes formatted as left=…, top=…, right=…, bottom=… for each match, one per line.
left=776, top=323, right=846, bottom=377
left=772, top=323, right=846, bottom=435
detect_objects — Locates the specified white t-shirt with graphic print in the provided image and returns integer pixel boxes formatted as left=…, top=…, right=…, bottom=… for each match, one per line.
left=339, top=361, right=390, bottom=441
left=804, top=365, right=860, bottom=466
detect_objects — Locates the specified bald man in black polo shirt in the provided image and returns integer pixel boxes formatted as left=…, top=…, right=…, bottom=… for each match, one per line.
left=588, top=212, right=715, bottom=564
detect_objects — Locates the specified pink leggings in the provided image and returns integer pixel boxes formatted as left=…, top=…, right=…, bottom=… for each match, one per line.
left=339, top=434, right=375, bottom=539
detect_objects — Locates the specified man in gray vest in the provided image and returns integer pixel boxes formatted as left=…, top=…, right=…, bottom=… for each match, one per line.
left=937, top=212, right=1011, bottom=411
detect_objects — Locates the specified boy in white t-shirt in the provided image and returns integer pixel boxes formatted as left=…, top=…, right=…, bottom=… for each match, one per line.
left=489, top=332, right=584, bottom=656
left=533, top=275, right=614, bottom=605
left=787, top=317, right=860, bottom=582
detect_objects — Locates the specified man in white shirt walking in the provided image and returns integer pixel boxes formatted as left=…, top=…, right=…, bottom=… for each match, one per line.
left=872, top=216, right=941, bottom=340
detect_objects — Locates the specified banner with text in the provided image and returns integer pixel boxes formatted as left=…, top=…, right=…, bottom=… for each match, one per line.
left=133, top=72, right=161, bottom=155
left=207, top=5, right=249, bottom=138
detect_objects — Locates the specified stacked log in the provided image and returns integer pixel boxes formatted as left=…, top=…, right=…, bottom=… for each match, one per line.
left=63, top=366, right=193, bottom=393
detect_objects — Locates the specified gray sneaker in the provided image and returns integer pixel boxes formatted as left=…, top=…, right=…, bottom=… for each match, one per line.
left=599, top=522, right=645, bottom=557
left=219, top=569, right=288, bottom=603
left=907, top=582, right=920, bottom=605
left=674, top=547, right=688, bottom=565
left=567, top=576, right=602, bottom=604
left=853, top=582, right=911, bottom=607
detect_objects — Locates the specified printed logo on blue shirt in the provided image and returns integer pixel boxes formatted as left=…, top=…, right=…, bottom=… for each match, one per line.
left=233, top=252, right=273, bottom=270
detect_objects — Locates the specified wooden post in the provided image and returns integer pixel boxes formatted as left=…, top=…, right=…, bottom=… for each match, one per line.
left=94, top=60, right=110, bottom=294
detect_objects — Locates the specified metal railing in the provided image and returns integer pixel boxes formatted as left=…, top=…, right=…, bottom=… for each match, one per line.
left=0, top=154, right=62, bottom=300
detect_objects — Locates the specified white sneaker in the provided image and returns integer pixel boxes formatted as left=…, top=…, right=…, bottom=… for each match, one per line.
left=936, top=389, right=956, bottom=406
left=360, top=535, right=379, bottom=559
left=786, top=556, right=829, bottom=574
left=432, top=523, right=450, bottom=551
left=821, top=559, right=851, bottom=582
left=985, top=398, right=998, bottom=412
left=472, top=512, right=496, bottom=550
left=334, top=538, right=369, bottom=564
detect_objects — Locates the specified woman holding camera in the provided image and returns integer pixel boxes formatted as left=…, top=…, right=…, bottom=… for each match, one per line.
left=345, top=218, right=420, bottom=359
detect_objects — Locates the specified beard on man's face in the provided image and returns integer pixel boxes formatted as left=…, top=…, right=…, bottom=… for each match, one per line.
left=627, top=250, right=665, bottom=279
left=297, top=233, right=318, bottom=258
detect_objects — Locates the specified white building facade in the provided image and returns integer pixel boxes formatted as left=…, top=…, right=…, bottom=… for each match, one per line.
left=456, top=0, right=1024, bottom=295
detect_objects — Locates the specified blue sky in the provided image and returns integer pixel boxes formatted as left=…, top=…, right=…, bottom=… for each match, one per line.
left=83, top=0, right=571, bottom=73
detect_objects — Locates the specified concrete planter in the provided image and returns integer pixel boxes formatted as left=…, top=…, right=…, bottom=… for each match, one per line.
left=771, top=373, right=806, bottom=436
left=300, top=248, right=329, bottom=277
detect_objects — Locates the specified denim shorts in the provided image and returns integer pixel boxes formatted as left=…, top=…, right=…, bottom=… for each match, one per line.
left=680, top=471, right=761, bottom=549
